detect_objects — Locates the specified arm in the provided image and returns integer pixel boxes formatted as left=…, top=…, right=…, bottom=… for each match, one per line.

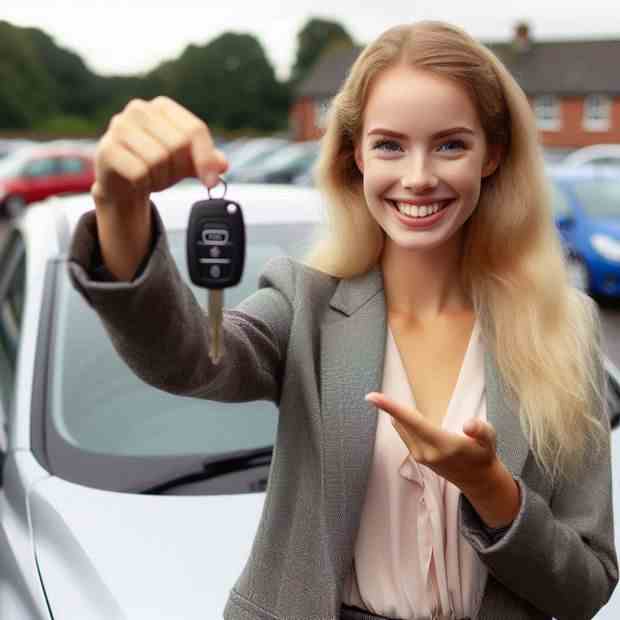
left=67, top=202, right=296, bottom=405
left=459, top=348, right=618, bottom=620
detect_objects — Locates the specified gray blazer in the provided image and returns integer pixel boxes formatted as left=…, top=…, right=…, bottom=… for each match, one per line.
left=68, top=204, right=617, bottom=620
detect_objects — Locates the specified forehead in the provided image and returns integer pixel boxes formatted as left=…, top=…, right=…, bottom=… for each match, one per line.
left=363, top=65, right=480, bottom=132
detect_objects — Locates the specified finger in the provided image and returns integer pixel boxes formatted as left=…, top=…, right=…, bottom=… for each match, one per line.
left=123, top=100, right=188, bottom=186
left=111, top=120, right=172, bottom=193
left=94, top=137, right=150, bottom=200
left=463, top=418, right=496, bottom=448
left=150, top=96, right=228, bottom=186
left=366, top=392, right=441, bottom=444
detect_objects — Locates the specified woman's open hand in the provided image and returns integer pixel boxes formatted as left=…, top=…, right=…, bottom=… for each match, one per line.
left=365, top=391, right=521, bottom=527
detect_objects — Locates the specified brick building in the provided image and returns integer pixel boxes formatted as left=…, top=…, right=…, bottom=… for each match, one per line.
left=289, top=23, right=620, bottom=154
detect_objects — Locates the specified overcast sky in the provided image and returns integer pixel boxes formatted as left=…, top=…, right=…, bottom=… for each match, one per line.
left=4, top=1, right=620, bottom=81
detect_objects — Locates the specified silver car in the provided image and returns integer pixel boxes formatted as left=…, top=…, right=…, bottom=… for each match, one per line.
left=0, top=182, right=619, bottom=618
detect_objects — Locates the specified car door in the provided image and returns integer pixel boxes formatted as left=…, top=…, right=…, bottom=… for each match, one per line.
left=57, top=155, right=93, bottom=196
left=20, top=156, right=61, bottom=203
left=0, top=228, right=26, bottom=470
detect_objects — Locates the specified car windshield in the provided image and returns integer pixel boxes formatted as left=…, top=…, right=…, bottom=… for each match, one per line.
left=49, top=223, right=317, bottom=466
left=570, top=178, right=620, bottom=218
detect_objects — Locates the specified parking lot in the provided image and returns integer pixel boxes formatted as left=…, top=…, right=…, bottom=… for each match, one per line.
left=2, top=211, right=619, bottom=367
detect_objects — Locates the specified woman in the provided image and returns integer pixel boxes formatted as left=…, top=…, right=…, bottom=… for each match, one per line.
left=68, top=20, right=617, bottom=620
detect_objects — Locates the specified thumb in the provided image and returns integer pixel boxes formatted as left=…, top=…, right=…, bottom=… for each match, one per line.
left=463, top=418, right=496, bottom=448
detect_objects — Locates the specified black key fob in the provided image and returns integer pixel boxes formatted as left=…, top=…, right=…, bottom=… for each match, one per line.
left=186, top=197, right=245, bottom=290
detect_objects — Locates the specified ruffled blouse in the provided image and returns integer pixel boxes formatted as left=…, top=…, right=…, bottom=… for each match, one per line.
left=342, top=317, right=488, bottom=619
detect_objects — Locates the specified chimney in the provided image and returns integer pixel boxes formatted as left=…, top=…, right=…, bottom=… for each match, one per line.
left=512, top=21, right=532, bottom=52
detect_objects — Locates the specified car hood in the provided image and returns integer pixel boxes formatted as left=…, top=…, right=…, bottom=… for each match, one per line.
left=29, top=475, right=265, bottom=619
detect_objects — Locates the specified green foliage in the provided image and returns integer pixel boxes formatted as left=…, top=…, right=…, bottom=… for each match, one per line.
left=0, top=17, right=350, bottom=134
left=34, top=114, right=100, bottom=135
left=289, top=18, right=355, bottom=90
left=148, top=33, right=290, bottom=132
left=0, top=21, right=61, bottom=127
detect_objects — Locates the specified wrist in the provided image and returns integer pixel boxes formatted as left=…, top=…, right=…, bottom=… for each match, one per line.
left=461, top=458, right=521, bottom=528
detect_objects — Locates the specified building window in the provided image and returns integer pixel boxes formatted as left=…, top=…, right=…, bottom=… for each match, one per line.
left=533, top=95, right=561, bottom=131
left=314, top=98, right=331, bottom=130
left=583, top=94, right=611, bottom=132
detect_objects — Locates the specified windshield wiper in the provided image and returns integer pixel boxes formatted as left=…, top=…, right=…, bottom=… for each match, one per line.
left=140, top=445, right=273, bottom=494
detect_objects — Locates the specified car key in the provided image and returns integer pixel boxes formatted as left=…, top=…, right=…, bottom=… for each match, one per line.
left=186, top=177, right=245, bottom=365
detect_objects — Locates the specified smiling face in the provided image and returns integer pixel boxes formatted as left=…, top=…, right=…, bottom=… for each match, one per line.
left=354, top=64, right=500, bottom=253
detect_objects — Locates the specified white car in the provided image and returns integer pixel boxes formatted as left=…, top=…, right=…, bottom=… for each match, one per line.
left=0, top=182, right=619, bottom=619
left=563, top=144, right=620, bottom=169
left=0, top=182, right=325, bottom=619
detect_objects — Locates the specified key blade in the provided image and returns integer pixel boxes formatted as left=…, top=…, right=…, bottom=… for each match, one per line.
left=208, top=289, right=224, bottom=365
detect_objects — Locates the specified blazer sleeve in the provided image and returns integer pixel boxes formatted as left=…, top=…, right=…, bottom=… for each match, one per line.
left=66, top=202, right=296, bottom=405
left=459, top=313, right=618, bottom=620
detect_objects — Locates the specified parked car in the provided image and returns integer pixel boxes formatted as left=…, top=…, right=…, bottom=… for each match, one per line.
left=227, top=140, right=320, bottom=184
left=562, top=144, right=620, bottom=169
left=549, top=165, right=620, bottom=299
left=0, top=182, right=619, bottom=618
left=0, top=182, right=325, bottom=619
left=0, top=146, right=95, bottom=219
left=222, top=137, right=289, bottom=181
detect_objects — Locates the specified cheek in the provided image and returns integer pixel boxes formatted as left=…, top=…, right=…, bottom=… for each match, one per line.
left=363, top=159, right=395, bottom=194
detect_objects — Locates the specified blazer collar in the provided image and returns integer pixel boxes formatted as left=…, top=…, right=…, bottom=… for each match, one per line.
left=327, top=263, right=384, bottom=316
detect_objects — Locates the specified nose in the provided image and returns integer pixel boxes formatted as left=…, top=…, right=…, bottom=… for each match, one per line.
left=401, top=152, right=438, bottom=192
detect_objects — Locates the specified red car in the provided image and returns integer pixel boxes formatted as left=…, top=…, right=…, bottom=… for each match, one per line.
left=0, top=147, right=95, bottom=218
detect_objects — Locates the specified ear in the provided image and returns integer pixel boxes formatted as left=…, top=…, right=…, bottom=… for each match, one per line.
left=354, top=142, right=364, bottom=174
left=482, top=144, right=503, bottom=178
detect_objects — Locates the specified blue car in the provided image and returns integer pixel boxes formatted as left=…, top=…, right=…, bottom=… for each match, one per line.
left=549, top=165, right=620, bottom=299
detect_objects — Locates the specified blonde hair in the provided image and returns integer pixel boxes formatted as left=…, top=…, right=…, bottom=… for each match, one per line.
left=301, top=20, right=607, bottom=483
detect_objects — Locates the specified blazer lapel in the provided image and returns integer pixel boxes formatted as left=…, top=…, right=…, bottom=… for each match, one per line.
left=320, top=264, right=386, bottom=578
left=319, top=266, right=530, bottom=580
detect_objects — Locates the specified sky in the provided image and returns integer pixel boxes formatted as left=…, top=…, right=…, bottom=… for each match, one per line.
left=3, top=1, right=620, bottom=81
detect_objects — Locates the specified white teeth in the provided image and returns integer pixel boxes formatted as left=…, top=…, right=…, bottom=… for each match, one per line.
left=393, top=201, right=448, bottom=217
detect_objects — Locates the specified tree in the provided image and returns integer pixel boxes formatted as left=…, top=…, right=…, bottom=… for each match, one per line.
left=289, top=18, right=355, bottom=89
left=0, top=21, right=60, bottom=128
left=148, top=32, right=290, bottom=132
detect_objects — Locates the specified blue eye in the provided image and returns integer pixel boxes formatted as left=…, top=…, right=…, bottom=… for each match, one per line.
left=437, top=140, right=466, bottom=152
left=372, top=139, right=402, bottom=152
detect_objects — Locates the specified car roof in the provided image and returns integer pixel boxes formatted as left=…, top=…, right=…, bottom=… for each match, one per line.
left=546, top=164, right=620, bottom=180
left=23, top=181, right=328, bottom=257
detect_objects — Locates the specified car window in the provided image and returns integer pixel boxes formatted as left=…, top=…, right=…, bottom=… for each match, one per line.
left=59, top=157, right=86, bottom=174
left=0, top=230, right=26, bottom=415
left=570, top=179, right=620, bottom=218
left=50, top=223, right=317, bottom=460
left=23, top=157, right=58, bottom=178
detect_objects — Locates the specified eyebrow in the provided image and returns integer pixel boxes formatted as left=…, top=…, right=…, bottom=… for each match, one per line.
left=367, top=126, right=475, bottom=139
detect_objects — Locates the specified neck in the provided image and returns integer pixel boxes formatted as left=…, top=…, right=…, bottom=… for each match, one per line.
left=381, top=232, right=472, bottom=325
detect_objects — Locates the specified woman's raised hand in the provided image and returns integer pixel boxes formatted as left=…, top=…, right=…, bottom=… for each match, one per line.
left=92, top=96, right=228, bottom=209
left=91, top=97, right=229, bottom=281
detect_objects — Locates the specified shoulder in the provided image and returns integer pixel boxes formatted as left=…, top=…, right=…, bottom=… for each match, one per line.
left=258, top=255, right=343, bottom=312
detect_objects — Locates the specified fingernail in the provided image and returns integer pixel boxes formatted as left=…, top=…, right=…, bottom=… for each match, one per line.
left=204, top=171, right=219, bottom=187
left=365, top=393, right=376, bottom=402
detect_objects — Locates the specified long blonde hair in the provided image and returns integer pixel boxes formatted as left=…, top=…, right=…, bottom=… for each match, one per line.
left=301, top=20, right=607, bottom=483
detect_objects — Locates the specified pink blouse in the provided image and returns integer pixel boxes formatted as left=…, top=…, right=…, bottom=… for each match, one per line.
left=342, top=317, right=488, bottom=620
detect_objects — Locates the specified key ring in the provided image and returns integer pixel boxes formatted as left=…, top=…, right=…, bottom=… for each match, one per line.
left=207, top=176, right=227, bottom=200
